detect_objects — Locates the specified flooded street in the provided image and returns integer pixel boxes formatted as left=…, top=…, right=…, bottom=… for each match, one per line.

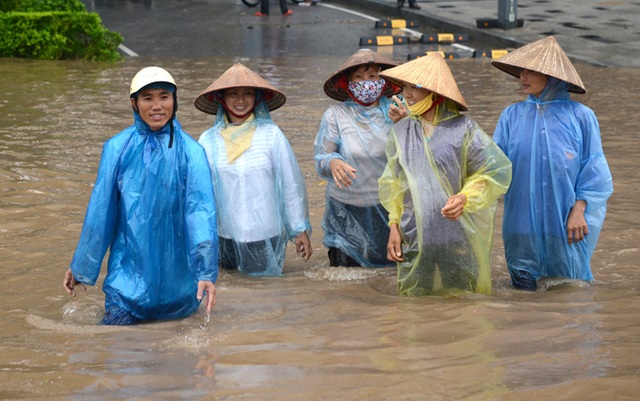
left=1, top=55, right=639, bottom=400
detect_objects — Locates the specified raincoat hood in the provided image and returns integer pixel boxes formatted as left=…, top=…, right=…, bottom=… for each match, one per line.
left=131, top=92, right=178, bottom=149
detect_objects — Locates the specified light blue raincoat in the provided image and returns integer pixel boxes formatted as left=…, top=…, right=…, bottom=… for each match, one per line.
left=314, top=97, right=395, bottom=267
left=70, top=113, right=218, bottom=321
left=198, top=101, right=311, bottom=276
left=494, top=78, right=613, bottom=286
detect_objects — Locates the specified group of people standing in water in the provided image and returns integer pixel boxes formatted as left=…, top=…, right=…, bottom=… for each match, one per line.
left=63, top=35, right=613, bottom=325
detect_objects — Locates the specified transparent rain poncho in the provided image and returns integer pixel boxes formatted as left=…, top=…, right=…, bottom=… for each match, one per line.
left=314, top=97, right=395, bottom=267
left=493, top=79, right=613, bottom=288
left=70, top=114, right=218, bottom=322
left=198, top=100, right=311, bottom=276
left=379, top=102, right=512, bottom=296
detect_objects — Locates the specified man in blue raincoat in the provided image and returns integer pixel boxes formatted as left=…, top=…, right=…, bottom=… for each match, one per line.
left=63, top=67, right=218, bottom=324
left=492, top=37, right=613, bottom=291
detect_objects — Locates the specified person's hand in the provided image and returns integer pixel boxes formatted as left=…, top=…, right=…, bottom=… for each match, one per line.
left=295, top=231, right=312, bottom=262
left=389, top=95, right=410, bottom=123
left=567, top=200, right=588, bottom=245
left=197, top=280, right=217, bottom=316
left=63, top=269, right=85, bottom=297
left=387, top=223, right=404, bottom=262
left=441, top=193, right=467, bottom=221
left=329, top=158, right=356, bottom=188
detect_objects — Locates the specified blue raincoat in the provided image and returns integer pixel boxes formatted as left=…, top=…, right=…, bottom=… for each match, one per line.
left=493, top=79, right=613, bottom=289
left=198, top=101, right=311, bottom=276
left=314, top=97, right=395, bottom=267
left=70, top=113, right=218, bottom=322
left=379, top=102, right=512, bottom=296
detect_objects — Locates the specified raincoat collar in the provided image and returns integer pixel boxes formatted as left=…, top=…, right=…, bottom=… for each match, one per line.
left=343, top=97, right=393, bottom=121
left=133, top=111, right=175, bottom=138
left=526, top=77, right=570, bottom=106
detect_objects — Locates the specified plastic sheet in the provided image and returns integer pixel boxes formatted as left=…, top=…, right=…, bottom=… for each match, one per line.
left=199, top=101, right=311, bottom=276
left=379, top=103, right=512, bottom=296
left=314, top=97, right=395, bottom=267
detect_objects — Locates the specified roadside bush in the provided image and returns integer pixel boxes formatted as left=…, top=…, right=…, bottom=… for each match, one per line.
left=1, top=0, right=86, bottom=12
left=0, top=0, right=21, bottom=12
left=0, top=0, right=122, bottom=61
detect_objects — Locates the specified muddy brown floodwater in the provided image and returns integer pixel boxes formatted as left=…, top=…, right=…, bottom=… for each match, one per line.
left=0, top=56, right=639, bottom=400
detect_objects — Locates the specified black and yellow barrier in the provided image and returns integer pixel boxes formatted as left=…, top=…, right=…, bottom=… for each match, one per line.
left=408, top=51, right=463, bottom=60
left=420, top=33, right=468, bottom=44
left=375, top=19, right=420, bottom=29
left=359, top=36, right=410, bottom=46
left=473, top=49, right=509, bottom=59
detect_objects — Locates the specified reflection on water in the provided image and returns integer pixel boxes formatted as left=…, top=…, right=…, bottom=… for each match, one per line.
left=1, top=56, right=639, bottom=400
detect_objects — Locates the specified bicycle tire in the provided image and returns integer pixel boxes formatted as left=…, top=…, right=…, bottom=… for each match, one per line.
left=290, top=0, right=305, bottom=4
left=241, top=0, right=260, bottom=7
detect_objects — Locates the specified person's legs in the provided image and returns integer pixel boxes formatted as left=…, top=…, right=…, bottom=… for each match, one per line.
left=438, top=242, right=478, bottom=292
left=509, top=269, right=537, bottom=291
left=322, top=198, right=390, bottom=268
left=328, top=247, right=361, bottom=267
left=397, top=0, right=405, bottom=8
left=259, top=0, right=269, bottom=15
left=279, top=0, right=290, bottom=14
left=102, top=295, right=139, bottom=325
left=346, top=202, right=390, bottom=266
left=408, top=0, right=421, bottom=9
left=504, top=233, right=539, bottom=291
left=238, top=237, right=285, bottom=275
left=242, top=239, right=271, bottom=274
left=397, top=244, right=436, bottom=296
left=218, top=236, right=239, bottom=270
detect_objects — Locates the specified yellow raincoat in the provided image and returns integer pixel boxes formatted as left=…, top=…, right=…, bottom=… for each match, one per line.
left=379, top=104, right=512, bottom=296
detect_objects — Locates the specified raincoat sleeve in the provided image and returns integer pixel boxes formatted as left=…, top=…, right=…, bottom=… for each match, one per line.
left=69, top=139, right=120, bottom=285
left=378, top=126, right=409, bottom=225
left=492, top=106, right=511, bottom=156
left=459, top=123, right=512, bottom=214
left=574, top=105, right=613, bottom=211
left=314, top=108, right=346, bottom=179
left=274, top=128, right=312, bottom=239
left=185, top=144, right=218, bottom=283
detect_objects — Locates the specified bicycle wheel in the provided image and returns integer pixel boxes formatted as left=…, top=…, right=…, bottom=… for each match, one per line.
left=241, top=0, right=260, bottom=7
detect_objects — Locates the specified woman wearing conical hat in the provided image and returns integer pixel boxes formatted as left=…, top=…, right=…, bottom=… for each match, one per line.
left=195, top=63, right=312, bottom=276
left=314, top=49, right=402, bottom=268
left=491, top=36, right=613, bottom=291
left=378, top=53, right=512, bottom=296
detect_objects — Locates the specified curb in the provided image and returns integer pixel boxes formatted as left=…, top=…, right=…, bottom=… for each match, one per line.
left=331, top=0, right=611, bottom=67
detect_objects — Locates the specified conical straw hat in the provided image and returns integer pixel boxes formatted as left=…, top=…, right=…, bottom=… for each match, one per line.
left=324, top=48, right=401, bottom=101
left=491, top=36, right=586, bottom=94
left=379, top=52, right=468, bottom=111
left=194, top=63, right=286, bottom=115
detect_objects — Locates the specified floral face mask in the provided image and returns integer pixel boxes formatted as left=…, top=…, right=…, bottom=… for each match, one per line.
left=347, top=78, right=386, bottom=105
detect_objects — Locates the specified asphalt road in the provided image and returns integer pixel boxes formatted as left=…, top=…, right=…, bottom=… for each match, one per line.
left=81, top=0, right=489, bottom=61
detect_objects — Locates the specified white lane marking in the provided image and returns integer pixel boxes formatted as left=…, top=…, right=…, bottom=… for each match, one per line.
left=319, top=3, right=378, bottom=21
left=118, top=44, right=139, bottom=57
